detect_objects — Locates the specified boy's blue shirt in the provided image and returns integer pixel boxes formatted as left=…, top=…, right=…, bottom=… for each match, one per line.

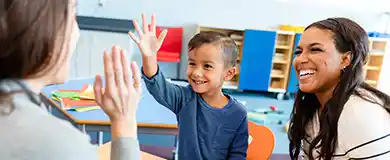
left=141, top=67, right=249, bottom=160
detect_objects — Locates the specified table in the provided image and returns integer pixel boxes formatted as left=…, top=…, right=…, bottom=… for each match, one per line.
left=98, top=142, right=166, bottom=160
left=40, top=78, right=183, bottom=145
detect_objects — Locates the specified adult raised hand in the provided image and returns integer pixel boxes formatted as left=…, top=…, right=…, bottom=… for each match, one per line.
left=128, top=13, right=167, bottom=57
left=93, top=45, right=142, bottom=139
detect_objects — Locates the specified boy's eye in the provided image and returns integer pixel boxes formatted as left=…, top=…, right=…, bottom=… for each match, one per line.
left=204, top=64, right=213, bottom=69
left=188, top=62, right=195, bottom=66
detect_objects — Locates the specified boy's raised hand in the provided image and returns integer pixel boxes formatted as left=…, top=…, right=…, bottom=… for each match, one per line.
left=129, top=14, right=167, bottom=57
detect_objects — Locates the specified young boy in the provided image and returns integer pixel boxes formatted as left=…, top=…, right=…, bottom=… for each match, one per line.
left=129, top=14, right=248, bottom=159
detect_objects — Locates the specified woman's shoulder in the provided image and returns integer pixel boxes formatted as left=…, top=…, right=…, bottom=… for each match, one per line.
left=0, top=99, right=98, bottom=160
left=337, top=90, right=390, bottom=158
left=341, top=89, right=389, bottom=122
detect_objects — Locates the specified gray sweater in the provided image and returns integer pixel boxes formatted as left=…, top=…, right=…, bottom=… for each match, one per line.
left=0, top=80, right=140, bottom=160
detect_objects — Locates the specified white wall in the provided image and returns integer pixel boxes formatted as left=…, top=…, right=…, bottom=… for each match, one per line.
left=77, top=0, right=390, bottom=31
left=72, top=0, right=390, bottom=91
left=69, top=30, right=134, bottom=80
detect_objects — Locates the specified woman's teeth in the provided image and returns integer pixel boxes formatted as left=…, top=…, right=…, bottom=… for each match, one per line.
left=299, top=69, right=316, bottom=77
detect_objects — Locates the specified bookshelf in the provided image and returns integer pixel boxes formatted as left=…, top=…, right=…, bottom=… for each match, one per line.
left=269, top=31, right=296, bottom=92
left=195, top=26, right=245, bottom=89
left=364, top=37, right=387, bottom=88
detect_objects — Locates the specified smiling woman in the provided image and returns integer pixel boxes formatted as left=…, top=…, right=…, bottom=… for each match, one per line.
left=288, top=17, right=390, bottom=160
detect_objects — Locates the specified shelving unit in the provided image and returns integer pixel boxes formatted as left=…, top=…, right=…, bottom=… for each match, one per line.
left=195, top=26, right=245, bottom=89
left=269, top=31, right=296, bottom=92
left=364, top=37, right=388, bottom=88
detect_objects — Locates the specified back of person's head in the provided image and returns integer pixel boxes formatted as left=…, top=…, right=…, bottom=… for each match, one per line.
left=188, top=31, right=238, bottom=67
left=288, top=17, right=390, bottom=160
left=0, top=0, right=79, bottom=96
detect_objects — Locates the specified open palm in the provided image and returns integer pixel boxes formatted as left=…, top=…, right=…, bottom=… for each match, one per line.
left=129, top=14, right=167, bottom=57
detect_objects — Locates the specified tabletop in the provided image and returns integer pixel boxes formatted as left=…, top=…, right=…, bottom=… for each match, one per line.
left=40, top=78, right=183, bottom=128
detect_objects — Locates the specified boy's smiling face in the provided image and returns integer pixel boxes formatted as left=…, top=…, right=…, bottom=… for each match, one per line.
left=186, top=44, right=236, bottom=95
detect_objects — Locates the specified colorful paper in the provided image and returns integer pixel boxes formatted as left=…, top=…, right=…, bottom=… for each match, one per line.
left=50, top=84, right=103, bottom=112
left=71, top=106, right=101, bottom=112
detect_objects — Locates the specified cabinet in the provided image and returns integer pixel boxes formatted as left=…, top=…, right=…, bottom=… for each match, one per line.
left=239, top=30, right=276, bottom=91
left=287, top=33, right=301, bottom=93
left=364, top=37, right=387, bottom=88
left=239, top=30, right=296, bottom=92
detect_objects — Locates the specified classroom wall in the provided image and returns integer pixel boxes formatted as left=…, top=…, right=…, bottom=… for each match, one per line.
left=77, top=0, right=389, bottom=31
left=71, top=0, right=390, bottom=80
left=69, top=30, right=180, bottom=80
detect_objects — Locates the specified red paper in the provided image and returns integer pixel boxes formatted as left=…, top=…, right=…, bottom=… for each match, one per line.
left=155, top=26, right=183, bottom=62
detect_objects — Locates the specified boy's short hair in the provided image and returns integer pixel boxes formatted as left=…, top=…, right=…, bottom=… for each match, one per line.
left=188, top=31, right=238, bottom=67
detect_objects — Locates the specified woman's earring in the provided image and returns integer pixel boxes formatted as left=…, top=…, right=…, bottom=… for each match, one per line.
left=341, top=66, right=347, bottom=73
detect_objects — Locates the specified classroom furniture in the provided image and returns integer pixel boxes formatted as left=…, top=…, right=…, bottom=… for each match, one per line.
left=287, top=33, right=302, bottom=94
left=40, top=78, right=180, bottom=146
left=239, top=30, right=296, bottom=97
left=247, top=121, right=275, bottom=160
left=192, top=26, right=297, bottom=96
left=364, top=37, right=388, bottom=88
left=98, top=141, right=166, bottom=160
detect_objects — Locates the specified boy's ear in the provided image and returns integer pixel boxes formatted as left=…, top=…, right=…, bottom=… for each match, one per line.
left=224, top=67, right=236, bottom=81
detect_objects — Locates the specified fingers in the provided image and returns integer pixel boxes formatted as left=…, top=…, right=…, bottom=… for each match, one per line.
left=132, top=19, right=143, bottom=37
left=103, top=50, right=116, bottom=99
left=94, top=75, right=103, bottom=106
left=130, top=61, right=142, bottom=94
left=120, top=49, right=132, bottom=92
left=141, top=13, right=148, bottom=34
left=158, top=29, right=168, bottom=45
left=150, top=14, right=156, bottom=34
left=112, top=46, right=126, bottom=95
left=128, top=32, right=140, bottom=44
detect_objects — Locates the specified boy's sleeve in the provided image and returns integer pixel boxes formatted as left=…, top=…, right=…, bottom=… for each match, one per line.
left=141, top=66, right=193, bottom=114
left=228, top=116, right=249, bottom=160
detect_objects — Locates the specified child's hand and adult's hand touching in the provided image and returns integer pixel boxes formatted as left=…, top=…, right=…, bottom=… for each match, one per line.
left=128, top=13, right=167, bottom=78
left=93, top=45, right=142, bottom=139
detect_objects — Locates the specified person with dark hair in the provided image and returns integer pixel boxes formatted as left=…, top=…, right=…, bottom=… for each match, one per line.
left=289, top=17, right=390, bottom=160
left=128, top=14, right=248, bottom=159
left=0, top=0, right=141, bottom=159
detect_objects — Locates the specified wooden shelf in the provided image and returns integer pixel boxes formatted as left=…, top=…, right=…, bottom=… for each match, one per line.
left=275, top=45, right=290, bottom=49
left=269, top=32, right=295, bottom=91
left=273, top=59, right=288, bottom=64
left=271, top=73, right=285, bottom=78
left=223, top=81, right=239, bottom=90
left=268, top=87, right=286, bottom=93
left=369, top=52, right=385, bottom=56
left=364, top=37, right=388, bottom=88
left=365, top=80, right=378, bottom=85
left=365, top=66, right=381, bottom=71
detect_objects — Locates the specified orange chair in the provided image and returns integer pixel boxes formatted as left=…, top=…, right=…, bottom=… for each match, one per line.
left=247, top=121, right=275, bottom=160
